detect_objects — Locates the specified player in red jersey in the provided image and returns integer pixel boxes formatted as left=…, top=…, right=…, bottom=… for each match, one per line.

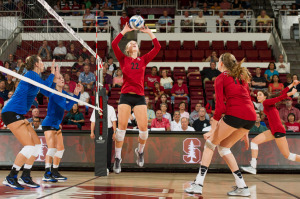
left=111, top=23, right=161, bottom=174
left=185, top=53, right=256, bottom=197
left=241, top=81, right=300, bottom=174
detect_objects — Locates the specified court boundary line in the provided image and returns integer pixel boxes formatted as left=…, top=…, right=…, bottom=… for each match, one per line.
left=255, top=177, right=300, bottom=199
left=37, top=176, right=100, bottom=199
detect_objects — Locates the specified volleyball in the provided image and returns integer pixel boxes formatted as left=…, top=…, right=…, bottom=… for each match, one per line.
left=129, top=15, right=144, bottom=30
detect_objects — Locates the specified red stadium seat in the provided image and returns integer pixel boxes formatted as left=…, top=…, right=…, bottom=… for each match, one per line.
left=259, top=50, right=272, bottom=61
left=173, top=66, right=185, bottom=74
left=190, top=90, right=204, bottom=96
left=191, top=50, right=205, bottom=62
left=159, top=40, right=167, bottom=50
left=218, top=49, right=232, bottom=56
left=159, top=66, right=171, bottom=73
left=178, top=50, right=191, bottom=61
left=86, top=41, right=95, bottom=49
left=140, top=40, right=153, bottom=50
left=232, top=50, right=245, bottom=61
left=255, top=41, right=268, bottom=50
left=241, top=41, right=253, bottom=50
left=279, top=74, right=287, bottom=83
left=188, top=73, right=201, bottom=80
left=48, top=41, right=58, bottom=49
left=21, top=40, right=34, bottom=50
left=226, top=41, right=239, bottom=50
left=140, top=49, right=148, bottom=57
left=82, top=126, right=91, bottom=130
left=98, top=49, right=106, bottom=60
left=212, top=40, right=224, bottom=50
left=33, top=41, right=43, bottom=49
left=197, top=41, right=210, bottom=50
left=168, top=40, right=181, bottom=50
left=62, top=125, right=78, bottom=130
left=152, top=50, right=164, bottom=62
left=246, top=50, right=259, bottom=61
left=183, top=41, right=196, bottom=50
left=205, top=50, right=213, bottom=58
left=97, top=41, right=107, bottom=50
left=187, top=67, right=200, bottom=73
left=164, top=50, right=177, bottom=61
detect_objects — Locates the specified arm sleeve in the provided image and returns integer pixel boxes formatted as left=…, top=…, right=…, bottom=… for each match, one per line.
left=143, top=38, right=161, bottom=65
left=111, top=33, right=125, bottom=62
left=39, top=82, right=56, bottom=97
left=213, top=76, right=226, bottom=121
left=263, top=89, right=289, bottom=106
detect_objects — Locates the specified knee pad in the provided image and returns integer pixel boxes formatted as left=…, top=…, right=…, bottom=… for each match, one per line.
left=115, top=129, right=126, bottom=142
left=288, top=153, right=296, bottom=161
left=217, top=145, right=231, bottom=157
left=204, top=140, right=216, bottom=151
left=20, top=145, right=36, bottom=159
left=46, top=148, right=57, bottom=158
left=274, top=132, right=286, bottom=138
left=138, top=130, right=148, bottom=140
left=54, top=150, right=65, bottom=158
left=32, top=144, right=42, bottom=157
left=251, top=142, right=258, bottom=150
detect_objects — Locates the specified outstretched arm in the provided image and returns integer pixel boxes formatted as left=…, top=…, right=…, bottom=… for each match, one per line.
left=112, top=23, right=133, bottom=61
left=141, top=25, right=161, bottom=64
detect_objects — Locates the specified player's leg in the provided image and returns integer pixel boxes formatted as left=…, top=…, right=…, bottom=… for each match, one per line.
left=275, top=133, right=300, bottom=162
left=18, top=122, right=41, bottom=188
left=241, top=130, right=274, bottom=174
left=52, top=130, right=67, bottom=181
left=43, top=130, right=58, bottom=182
left=133, top=104, right=148, bottom=167
left=114, top=103, right=131, bottom=174
left=3, top=120, right=36, bottom=190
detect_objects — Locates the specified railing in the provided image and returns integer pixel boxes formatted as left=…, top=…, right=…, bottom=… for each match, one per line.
left=54, top=9, right=124, bottom=16
left=0, top=11, right=22, bottom=17
left=0, top=27, right=19, bottom=56
left=18, top=18, right=113, bottom=33
left=272, top=26, right=288, bottom=63
left=127, top=0, right=176, bottom=7
left=177, top=9, right=254, bottom=16
left=274, top=9, right=299, bottom=16
left=278, top=11, right=299, bottom=39
left=143, top=18, right=275, bottom=33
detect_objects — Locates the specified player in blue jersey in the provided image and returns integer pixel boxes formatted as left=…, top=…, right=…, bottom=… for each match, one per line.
left=42, top=74, right=81, bottom=182
left=2, top=55, right=59, bottom=190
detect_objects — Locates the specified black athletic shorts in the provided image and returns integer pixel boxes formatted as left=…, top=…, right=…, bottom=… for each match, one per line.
left=2, top=111, right=26, bottom=126
left=119, top=93, right=146, bottom=108
left=42, top=126, right=60, bottom=131
left=223, top=115, right=255, bottom=130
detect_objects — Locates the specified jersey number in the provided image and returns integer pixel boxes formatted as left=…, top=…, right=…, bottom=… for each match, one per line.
left=131, top=63, right=139, bottom=70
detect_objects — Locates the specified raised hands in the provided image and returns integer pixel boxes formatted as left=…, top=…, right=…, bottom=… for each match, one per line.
left=121, top=22, right=134, bottom=35
left=140, top=25, right=151, bottom=34
left=74, top=83, right=83, bottom=96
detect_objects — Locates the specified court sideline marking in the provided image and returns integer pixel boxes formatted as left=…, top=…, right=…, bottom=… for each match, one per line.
left=254, top=176, right=300, bottom=199
left=37, top=176, right=100, bottom=199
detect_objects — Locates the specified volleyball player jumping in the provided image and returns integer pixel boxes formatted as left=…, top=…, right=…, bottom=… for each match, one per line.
left=111, top=23, right=161, bottom=174
left=241, top=81, right=300, bottom=174
left=185, top=53, right=256, bottom=196
left=42, top=74, right=82, bottom=182
left=2, top=56, right=58, bottom=190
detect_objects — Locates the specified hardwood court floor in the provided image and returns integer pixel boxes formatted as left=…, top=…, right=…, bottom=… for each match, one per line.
left=0, top=171, right=299, bottom=198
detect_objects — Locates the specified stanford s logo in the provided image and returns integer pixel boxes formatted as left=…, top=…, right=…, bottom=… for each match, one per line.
left=183, top=138, right=201, bottom=164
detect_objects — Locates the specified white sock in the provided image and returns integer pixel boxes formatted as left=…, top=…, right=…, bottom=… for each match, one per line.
left=12, top=164, right=21, bottom=171
left=195, top=165, right=208, bottom=185
left=115, top=147, right=122, bottom=159
left=250, top=158, right=257, bottom=169
left=45, top=163, right=51, bottom=168
left=233, top=170, right=247, bottom=188
left=24, top=164, right=32, bottom=169
left=138, top=143, right=145, bottom=153
left=53, top=164, right=59, bottom=168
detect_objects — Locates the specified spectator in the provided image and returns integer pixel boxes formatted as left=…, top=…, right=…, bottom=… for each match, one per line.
left=241, top=0, right=251, bottom=9
left=276, top=54, right=289, bottom=73
left=151, top=110, right=170, bottom=131
left=79, top=65, right=96, bottom=89
left=63, top=84, right=74, bottom=96
left=279, top=97, right=300, bottom=123
left=201, top=62, right=221, bottom=86
left=192, top=107, right=210, bottom=131
left=284, top=74, right=293, bottom=90
left=4, top=90, right=13, bottom=106
left=72, top=55, right=85, bottom=75
left=0, top=80, right=8, bottom=101
left=158, top=10, right=172, bottom=33
left=116, top=0, right=127, bottom=10
left=63, top=103, right=85, bottom=129
left=289, top=4, right=298, bottom=16
left=72, top=1, right=80, bottom=16
left=264, top=62, right=279, bottom=83
left=155, top=94, right=172, bottom=112
left=82, top=8, right=95, bottom=32
left=216, top=11, right=229, bottom=32
left=206, top=93, right=216, bottom=115
left=89, top=56, right=96, bottom=71
left=279, top=4, right=288, bottom=15
left=189, top=1, right=200, bottom=15
left=256, top=10, right=272, bottom=33
left=205, top=51, right=219, bottom=62
left=231, top=0, right=242, bottom=15
left=84, top=0, right=92, bottom=9
left=32, top=117, right=42, bottom=130
left=80, top=47, right=90, bottom=60
left=268, top=74, right=283, bottom=94
left=61, top=2, right=71, bottom=16
left=202, top=117, right=213, bottom=131
left=181, top=11, right=193, bottom=32
left=28, top=108, right=43, bottom=123
left=65, top=43, right=78, bottom=60
left=249, top=113, right=269, bottom=133
left=211, top=2, right=221, bottom=15
left=53, top=41, right=67, bottom=60
left=119, top=11, right=130, bottom=31
left=145, top=66, right=160, bottom=89
left=200, top=2, right=208, bottom=10
left=107, top=57, right=117, bottom=76
left=160, top=69, right=173, bottom=89
left=194, top=11, right=206, bottom=32
left=38, top=40, right=51, bottom=60
left=53, top=0, right=60, bottom=11
left=252, top=67, right=267, bottom=90
left=285, top=113, right=300, bottom=132
left=153, top=82, right=165, bottom=102
left=145, top=96, right=155, bottom=126
left=93, top=3, right=100, bottom=11
left=102, top=0, right=112, bottom=10
left=220, top=0, right=231, bottom=11
left=15, top=59, right=25, bottom=74
left=64, top=73, right=76, bottom=93
left=171, top=77, right=189, bottom=103
left=294, top=96, right=300, bottom=111
left=161, top=103, right=172, bottom=124
left=103, top=67, right=113, bottom=88
left=113, top=68, right=123, bottom=88
left=97, top=10, right=109, bottom=33
left=178, top=101, right=189, bottom=118
left=0, top=109, right=6, bottom=129
left=175, top=117, right=195, bottom=131
left=190, top=103, right=210, bottom=125
left=202, top=7, right=210, bottom=16
left=8, top=54, right=17, bottom=70
left=171, top=111, right=181, bottom=131
left=5, top=74, right=14, bottom=91
left=78, top=85, right=90, bottom=114
left=235, top=12, right=250, bottom=32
